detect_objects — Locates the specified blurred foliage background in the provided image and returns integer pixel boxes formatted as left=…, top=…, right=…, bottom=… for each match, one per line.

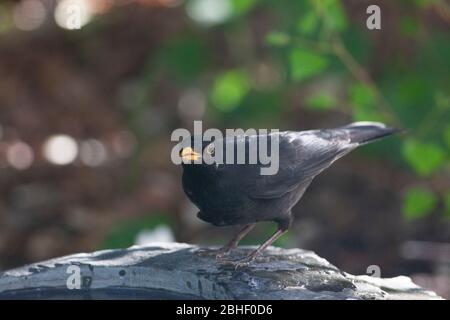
left=0, top=0, right=449, bottom=297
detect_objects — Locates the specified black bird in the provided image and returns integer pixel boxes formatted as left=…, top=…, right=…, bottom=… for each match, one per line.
left=180, top=122, right=398, bottom=266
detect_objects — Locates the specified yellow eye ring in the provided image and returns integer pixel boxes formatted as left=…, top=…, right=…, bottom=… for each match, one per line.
left=206, top=144, right=215, bottom=155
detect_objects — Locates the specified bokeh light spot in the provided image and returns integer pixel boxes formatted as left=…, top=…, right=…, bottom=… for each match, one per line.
left=13, top=0, right=47, bottom=31
left=186, top=0, right=232, bottom=26
left=43, top=135, right=78, bottom=165
left=6, top=141, right=34, bottom=170
left=54, top=0, right=93, bottom=30
left=80, top=139, right=107, bottom=167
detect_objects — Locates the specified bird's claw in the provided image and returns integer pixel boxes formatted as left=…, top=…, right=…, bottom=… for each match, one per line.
left=220, top=254, right=258, bottom=270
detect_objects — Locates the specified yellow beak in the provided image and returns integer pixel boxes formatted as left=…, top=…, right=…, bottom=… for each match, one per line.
left=181, top=147, right=201, bottom=161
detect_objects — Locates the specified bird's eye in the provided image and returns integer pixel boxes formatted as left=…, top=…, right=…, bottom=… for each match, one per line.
left=206, top=144, right=215, bottom=155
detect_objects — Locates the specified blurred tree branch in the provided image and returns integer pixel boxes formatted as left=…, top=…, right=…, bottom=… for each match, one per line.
left=330, top=37, right=402, bottom=127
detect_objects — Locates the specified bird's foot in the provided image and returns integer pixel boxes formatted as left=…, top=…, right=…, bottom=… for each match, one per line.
left=195, top=247, right=233, bottom=260
left=220, top=252, right=259, bottom=270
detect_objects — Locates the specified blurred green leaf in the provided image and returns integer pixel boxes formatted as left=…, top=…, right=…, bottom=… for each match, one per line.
left=400, top=16, right=419, bottom=36
left=444, top=125, right=450, bottom=149
left=305, top=92, right=337, bottom=111
left=402, top=187, right=437, bottom=220
left=402, top=139, right=446, bottom=176
left=231, top=0, right=258, bottom=15
left=397, top=77, right=429, bottom=107
left=444, top=191, right=450, bottom=217
left=414, top=0, right=438, bottom=7
left=319, top=0, right=348, bottom=32
left=342, top=28, right=372, bottom=66
left=350, top=83, right=375, bottom=108
left=298, top=11, right=319, bottom=35
left=381, top=74, right=431, bottom=128
left=289, top=48, right=328, bottom=81
left=349, top=83, right=384, bottom=122
left=415, top=34, right=450, bottom=89
left=435, top=91, right=450, bottom=111
left=163, top=37, right=209, bottom=81
left=211, top=70, right=250, bottom=111
left=266, top=31, right=290, bottom=46
left=352, top=103, right=384, bottom=122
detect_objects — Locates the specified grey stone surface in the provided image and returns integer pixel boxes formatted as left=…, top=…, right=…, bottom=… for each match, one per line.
left=0, top=243, right=443, bottom=299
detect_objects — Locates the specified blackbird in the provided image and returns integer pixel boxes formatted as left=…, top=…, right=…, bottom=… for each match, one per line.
left=180, top=122, right=398, bottom=266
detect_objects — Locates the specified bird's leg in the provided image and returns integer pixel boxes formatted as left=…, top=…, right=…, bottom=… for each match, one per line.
left=223, top=218, right=290, bottom=268
left=196, top=224, right=256, bottom=259
left=230, top=229, right=287, bottom=268
left=224, top=223, right=256, bottom=251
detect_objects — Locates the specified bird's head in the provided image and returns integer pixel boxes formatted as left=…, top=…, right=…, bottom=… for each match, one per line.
left=179, top=138, right=217, bottom=167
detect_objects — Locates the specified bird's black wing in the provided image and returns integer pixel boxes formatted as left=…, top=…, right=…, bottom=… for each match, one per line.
left=217, top=122, right=397, bottom=200
left=245, top=130, right=356, bottom=199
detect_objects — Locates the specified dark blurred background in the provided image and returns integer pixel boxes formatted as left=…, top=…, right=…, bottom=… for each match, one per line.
left=0, top=0, right=449, bottom=298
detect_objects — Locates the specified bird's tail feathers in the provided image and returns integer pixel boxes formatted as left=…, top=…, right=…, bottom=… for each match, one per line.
left=341, top=121, right=401, bottom=145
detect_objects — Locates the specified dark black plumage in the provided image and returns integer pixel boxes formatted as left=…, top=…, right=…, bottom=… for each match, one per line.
left=180, top=122, right=398, bottom=266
